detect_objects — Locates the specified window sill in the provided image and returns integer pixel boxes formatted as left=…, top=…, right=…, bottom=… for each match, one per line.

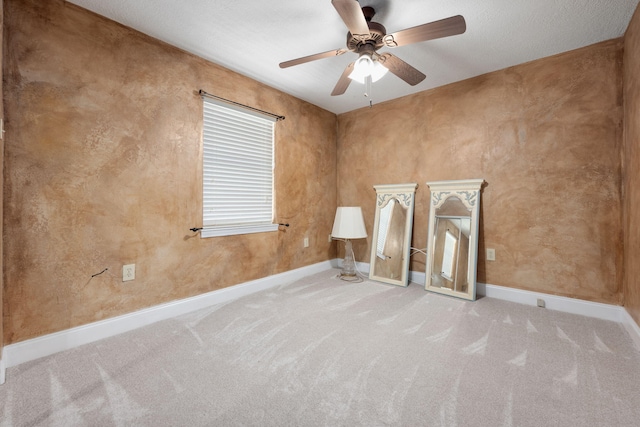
left=201, top=223, right=279, bottom=238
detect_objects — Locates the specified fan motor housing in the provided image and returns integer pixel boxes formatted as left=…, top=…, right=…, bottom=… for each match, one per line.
left=346, top=21, right=386, bottom=52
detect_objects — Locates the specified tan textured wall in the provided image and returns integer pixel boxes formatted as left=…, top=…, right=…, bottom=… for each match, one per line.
left=338, top=40, right=624, bottom=304
left=3, top=0, right=337, bottom=344
left=623, top=6, right=640, bottom=325
left=0, top=0, right=4, bottom=352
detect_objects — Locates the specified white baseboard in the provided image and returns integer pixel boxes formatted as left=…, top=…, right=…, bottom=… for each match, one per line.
left=315, top=260, right=640, bottom=348
left=3, top=260, right=640, bottom=376
left=355, top=260, right=370, bottom=275
left=358, top=261, right=640, bottom=346
left=409, top=270, right=426, bottom=285
left=621, top=308, right=640, bottom=351
left=345, top=262, right=640, bottom=346
left=477, top=282, right=640, bottom=348
left=2, top=261, right=335, bottom=370
left=476, top=282, right=623, bottom=322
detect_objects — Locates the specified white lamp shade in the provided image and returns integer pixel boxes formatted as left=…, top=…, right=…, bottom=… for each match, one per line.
left=331, top=207, right=367, bottom=239
left=348, top=60, right=388, bottom=84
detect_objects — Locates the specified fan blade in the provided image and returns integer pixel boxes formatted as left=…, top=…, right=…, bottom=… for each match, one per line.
left=331, top=0, right=370, bottom=37
left=383, top=15, right=466, bottom=48
left=378, top=53, right=426, bottom=86
left=331, top=62, right=355, bottom=96
left=280, top=48, right=348, bottom=68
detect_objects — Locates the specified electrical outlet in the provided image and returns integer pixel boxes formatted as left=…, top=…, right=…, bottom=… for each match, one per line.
left=486, top=248, right=496, bottom=261
left=123, top=264, right=135, bottom=282
left=303, top=237, right=309, bottom=248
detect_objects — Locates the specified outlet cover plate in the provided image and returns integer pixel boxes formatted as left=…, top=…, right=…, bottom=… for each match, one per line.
left=123, top=264, right=135, bottom=282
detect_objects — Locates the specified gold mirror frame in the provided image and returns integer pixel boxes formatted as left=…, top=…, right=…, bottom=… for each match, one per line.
left=425, top=179, right=485, bottom=300
left=369, top=183, right=418, bottom=287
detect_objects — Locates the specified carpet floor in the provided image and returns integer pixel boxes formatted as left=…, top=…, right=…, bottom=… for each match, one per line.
left=1, top=268, right=639, bottom=426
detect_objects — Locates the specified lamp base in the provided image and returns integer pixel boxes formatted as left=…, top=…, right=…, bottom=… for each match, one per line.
left=340, top=239, right=357, bottom=277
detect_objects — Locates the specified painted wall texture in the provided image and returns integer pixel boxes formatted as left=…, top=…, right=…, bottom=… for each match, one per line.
left=3, top=0, right=337, bottom=344
left=0, top=0, right=4, bottom=356
left=623, top=6, right=640, bottom=326
left=337, top=40, right=624, bottom=305
left=3, top=0, right=637, bottom=347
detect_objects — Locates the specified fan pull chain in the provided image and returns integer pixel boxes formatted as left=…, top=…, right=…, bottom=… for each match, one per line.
left=364, top=74, right=373, bottom=108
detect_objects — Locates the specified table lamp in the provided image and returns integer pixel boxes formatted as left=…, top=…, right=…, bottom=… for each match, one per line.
left=331, top=207, right=367, bottom=277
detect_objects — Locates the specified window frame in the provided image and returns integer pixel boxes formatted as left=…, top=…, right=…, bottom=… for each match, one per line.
left=201, top=98, right=278, bottom=238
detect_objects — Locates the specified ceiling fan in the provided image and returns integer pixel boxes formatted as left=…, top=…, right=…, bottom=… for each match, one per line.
left=279, top=0, right=466, bottom=96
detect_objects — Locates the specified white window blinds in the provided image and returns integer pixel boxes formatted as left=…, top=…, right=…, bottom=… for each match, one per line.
left=202, top=98, right=277, bottom=237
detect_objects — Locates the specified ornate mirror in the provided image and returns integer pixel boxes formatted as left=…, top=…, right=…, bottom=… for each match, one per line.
left=425, top=179, right=484, bottom=300
left=369, top=183, right=418, bottom=287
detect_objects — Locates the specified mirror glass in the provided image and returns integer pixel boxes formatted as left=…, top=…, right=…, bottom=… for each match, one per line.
left=425, top=180, right=484, bottom=300
left=430, top=215, right=470, bottom=293
left=369, top=183, right=418, bottom=287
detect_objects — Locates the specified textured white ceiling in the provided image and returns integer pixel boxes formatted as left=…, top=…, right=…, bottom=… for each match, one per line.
left=67, top=0, right=639, bottom=114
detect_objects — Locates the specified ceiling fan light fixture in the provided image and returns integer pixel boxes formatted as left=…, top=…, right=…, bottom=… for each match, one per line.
left=354, top=53, right=374, bottom=74
left=349, top=55, right=388, bottom=84
left=280, top=4, right=465, bottom=97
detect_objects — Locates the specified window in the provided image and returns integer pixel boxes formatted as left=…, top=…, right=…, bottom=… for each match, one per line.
left=441, top=229, right=458, bottom=280
left=376, top=200, right=395, bottom=259
left=201, top=98, right=277, bottom=237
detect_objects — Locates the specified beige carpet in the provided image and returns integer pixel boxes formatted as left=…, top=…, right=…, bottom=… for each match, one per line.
left=1, top=268, right=639, bottom=426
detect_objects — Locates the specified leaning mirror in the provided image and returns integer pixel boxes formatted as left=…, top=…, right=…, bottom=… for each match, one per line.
left=425, top=179, right=484, bottom=300
left=369, top=183, right=418, bottom=287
